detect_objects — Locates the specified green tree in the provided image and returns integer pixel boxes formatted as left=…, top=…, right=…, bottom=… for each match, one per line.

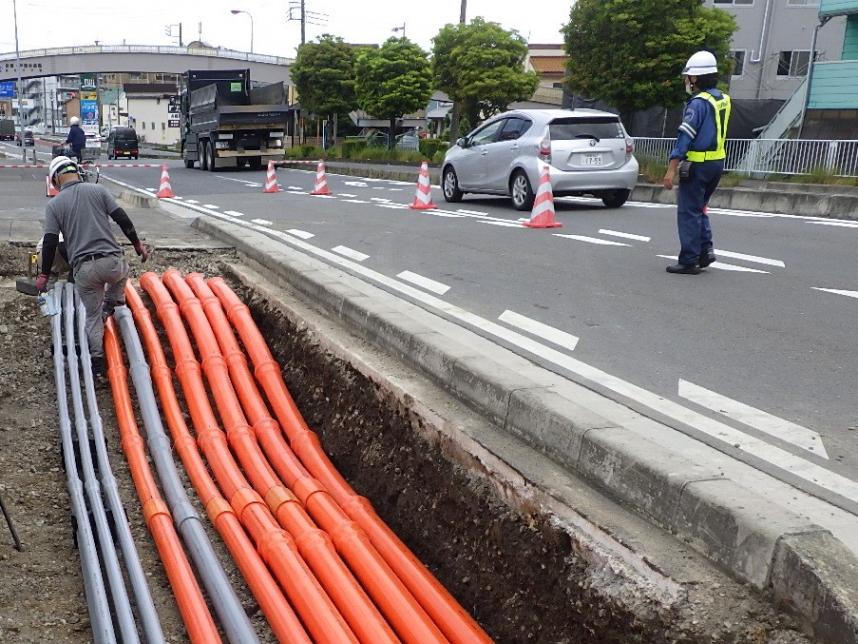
left=291, top=34, right=357, bottom=144
left=355, top=38, right=433, bottom=149
left=562, top=0, right=736, bottom=121
left=432, top=17, right=538, bottom=139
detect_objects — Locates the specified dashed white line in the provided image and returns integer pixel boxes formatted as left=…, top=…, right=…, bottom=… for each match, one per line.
left=311, top=194, right=336, bottom=199
left=457, top=209, right=489, bottom=216
left=678, top=379, right=829, bottom=459
left=251, top=218, right=272, bottom=226
left=478, top=221, right=524, bottom=228
left=203, top=204, right=219, bottom=209
left=599, top=229, right=651, bottom=242
left=224, top=210, right=245, bottom=217
left=715, top=250, right=785, bottom=268
left=656, top=255, right=770, bottom=274
left=343, top=199, right=369, bottom=204
left=807, top=220, right=858, bottom=229
left=387, top=188, right=404, bottom=192
left=812, top=287, right=858, bottom=299
left=371, top=197, right=392, bottom=203
left=331, top=245, right=370, bottom=262
left=339, top=193, right=357, bottom=198
left=396, top=271, right=451, bottom=295
left=285, top=229, right=314, bottom=239
left=344, top=181, right=368, bottom=187
left=185, top=199, right=199, bottom=204
left=288, top=185, right=303, bottom=190
left=555, top=234, right=630, bottom=247
left=498, top=310, right=579, bottom=352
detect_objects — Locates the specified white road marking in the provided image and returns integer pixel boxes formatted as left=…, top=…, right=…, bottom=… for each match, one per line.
left=344, top=181, right=368, bottom=187
left=251, top=218, right=272, bottom=226
left=373, top=186, right=386, bottom=190
left=387, top=188, right=404, bottom=192
left=285, top=229, right=314, bottom=239
left=371, top=197, right=392, bottom=202
left=379, top=204, right=409, bottom=210
left=807, top=220, right=858, bottom=229
left=203, top=204, right=219, bottom=209
left=339, top=193, right=357, bottom=198
left=555, top=234, right=630, bottom=247
left=224, top=210, right=245, bottom=217
left=812, top=287, right=858, bottom=299
left=147, top=197, right=858, bottom=508
left=343, top=199, right=369, bottom=204
left=499, top=310, right=579, bottom=352
left=478, top=220, right=525, bottom=228
left=656, top=255, right=770, bottom=274
left=331, top=245, right=370, bottom=262
left=245, top=183, right=262, bottom=188
left=396, top=271, right=451, bottom=295
left=311, top=194, right=336, bottom=199
left=185, top=199, right=199, bottom=204
left=216, top=175, right=259, bottom=187
left=707, top=209, right=777, bottom=219
left=599, top=229, right=651, bottom=242
left=172, top=196, right=183, bottom=200
left=715, top=250, right=785, bottom=268
left=457, top=209, right=490, bottom=216
left=678, top=380, right=829, bottom=459
left=288, top=185, right=303, bottom=190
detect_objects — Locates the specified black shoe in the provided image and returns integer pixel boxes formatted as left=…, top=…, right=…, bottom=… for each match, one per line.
left=699, top=249, right=716, bottom=268
left=666, top=263, right=701, bottom=275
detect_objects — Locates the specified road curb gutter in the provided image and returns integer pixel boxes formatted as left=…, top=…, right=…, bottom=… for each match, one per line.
left=191, top=214, right=858, bottom=644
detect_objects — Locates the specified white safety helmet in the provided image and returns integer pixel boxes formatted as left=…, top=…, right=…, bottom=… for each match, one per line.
left=69, top=116, right=80, bottom=126
left=49, top=155, right=79, bottom=183
left=682, top=51, right=719, bottom=77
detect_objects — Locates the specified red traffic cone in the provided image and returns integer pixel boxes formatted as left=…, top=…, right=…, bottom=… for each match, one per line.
left=410, top=161, right=437, bottom=210
left=310, top=160, right=331, bottom=195
left=156, top=164, right=175, bottom=199
left=523, top=164, right=562, bottom=229
left=46, top=175, right=59, bottom=198
left=263, top=160, right=281, bottom=193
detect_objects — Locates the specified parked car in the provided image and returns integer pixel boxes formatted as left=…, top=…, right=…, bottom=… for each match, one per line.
left=106, top=127, right=139, bottom=160
left=441, top=108, right=638, bottom=210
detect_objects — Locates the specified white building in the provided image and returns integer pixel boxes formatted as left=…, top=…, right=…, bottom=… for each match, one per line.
left=124, top=83, right=180, bottom=145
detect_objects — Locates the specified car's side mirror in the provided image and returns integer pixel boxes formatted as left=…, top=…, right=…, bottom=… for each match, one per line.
left=456, top=137, right=468, bottom=148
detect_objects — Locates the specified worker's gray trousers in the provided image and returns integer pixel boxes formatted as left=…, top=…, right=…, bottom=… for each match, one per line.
left=73, top=254, right=129, bottom=358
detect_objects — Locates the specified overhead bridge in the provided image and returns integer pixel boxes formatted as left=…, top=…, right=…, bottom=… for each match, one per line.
left=0, top=44, right=292, bottom=84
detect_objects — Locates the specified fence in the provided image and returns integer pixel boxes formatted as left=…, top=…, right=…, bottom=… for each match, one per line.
left=633, top=137, right=858, bottom=177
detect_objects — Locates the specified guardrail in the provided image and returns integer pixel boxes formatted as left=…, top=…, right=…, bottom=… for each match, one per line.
left=634, top=137, right=858, bottom=177
left=0, top=44, right=292, bottom=66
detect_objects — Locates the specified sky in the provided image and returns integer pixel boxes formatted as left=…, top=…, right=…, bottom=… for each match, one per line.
left=1, top=1, right=572, bottom=58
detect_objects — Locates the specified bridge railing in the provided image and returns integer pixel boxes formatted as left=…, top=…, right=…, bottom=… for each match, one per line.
left=0, top=45, right=291, bottom=66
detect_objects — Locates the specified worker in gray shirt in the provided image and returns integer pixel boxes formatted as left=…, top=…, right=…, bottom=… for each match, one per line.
left=36, top=155, right=149, bottom=376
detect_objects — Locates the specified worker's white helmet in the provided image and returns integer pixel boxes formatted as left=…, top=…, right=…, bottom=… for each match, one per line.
left=69, top=116, right=80, bottom=126
left=49, top=155, right=79, bottom=182
left=682, top=51, right=719, bottom=76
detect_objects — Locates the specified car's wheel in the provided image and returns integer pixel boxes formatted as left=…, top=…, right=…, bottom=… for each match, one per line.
left=442, top=166, right=463, bottom=202
left=207, top=141, right=217, bottom=171
left=601, top=189, right=630, bottom=209
left=510, top=170, right=535, bottom=211
left=200, top=142, right=209, bottom=171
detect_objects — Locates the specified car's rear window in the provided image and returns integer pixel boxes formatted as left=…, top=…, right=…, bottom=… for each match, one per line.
left=549, top=117, right=623, bottom=140
left=115, top=130, right=137, bottom=141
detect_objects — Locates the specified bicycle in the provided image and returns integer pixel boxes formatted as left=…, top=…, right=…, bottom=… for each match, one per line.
left=56, top=145, right=100, bottom=184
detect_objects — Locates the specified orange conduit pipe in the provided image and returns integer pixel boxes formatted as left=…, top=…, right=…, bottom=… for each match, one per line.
left=139, top=272, right=360, bottom=644
left=103, top=319, right=222, bottom=644
left=186, top=272, right=448, bottom=644
left=208, top=276, right=493, bottom=644
left=161, top=269, right=403, bottom=644
left=124, top=286, right=311, bottom=644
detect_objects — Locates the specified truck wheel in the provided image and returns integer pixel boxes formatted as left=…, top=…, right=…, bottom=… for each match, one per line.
left=184, top=159, right=194, bottom=169
left=207, top=142, right=217, bottom=171
left=249, top=157, right=262, bottom=171
left=200, top=142, right=209, bottom=171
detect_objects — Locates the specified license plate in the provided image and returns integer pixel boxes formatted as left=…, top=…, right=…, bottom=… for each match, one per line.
left=582, top=153, right=603, bottom=166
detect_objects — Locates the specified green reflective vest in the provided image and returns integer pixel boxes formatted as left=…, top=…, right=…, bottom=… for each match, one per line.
left=686, top=91, right=731, bottom=163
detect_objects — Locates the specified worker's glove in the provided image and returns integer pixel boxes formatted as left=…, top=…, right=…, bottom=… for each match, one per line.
left=35, top=273, right=50, bottom=293
left=133, top=241, right=150, bottom=263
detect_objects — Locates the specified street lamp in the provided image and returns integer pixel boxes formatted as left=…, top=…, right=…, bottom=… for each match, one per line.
left=230, top=9, right=254, bottom=53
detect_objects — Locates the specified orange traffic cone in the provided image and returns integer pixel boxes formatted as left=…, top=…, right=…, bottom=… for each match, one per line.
left=46, top=175, right=59, bottom=198
left=263, top=161, right=281, bottom=193
left=156, top=164, right=175, bottom=199
left=523, top=164, right=561, bottom=229
left=410, top=161, right=437, bottom=210
left=310, top=160, right=331, bottom=195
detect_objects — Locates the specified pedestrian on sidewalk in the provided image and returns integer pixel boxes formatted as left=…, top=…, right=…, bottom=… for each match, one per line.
left=35, top=155, right=149, bottom=376
left=662, top=51, right=732, bottom=275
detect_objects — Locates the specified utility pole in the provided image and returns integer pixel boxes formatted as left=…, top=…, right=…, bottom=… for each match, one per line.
left=12, top=0, right=25, bottom=161
left=448, top=0, right=467, bottom=145
left=301, top=0, right=306, bottom=45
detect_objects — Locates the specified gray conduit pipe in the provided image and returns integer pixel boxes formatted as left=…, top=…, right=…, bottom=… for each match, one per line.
left=75, top=291, right=165, bottom=644
left=115, top=306, right=260, bottom=644
left=50, top=284, right=116, bottom=644
left=63, top=284, right=140, bottom=644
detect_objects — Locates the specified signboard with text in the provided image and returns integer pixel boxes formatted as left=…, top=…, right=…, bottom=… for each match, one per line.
left=80, top=74, right=97, bottom=90
left=0, top=81, right=15, bottom=98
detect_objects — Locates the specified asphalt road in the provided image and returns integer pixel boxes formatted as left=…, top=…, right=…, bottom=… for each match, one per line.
left=53, top=158, right=858, bottom=515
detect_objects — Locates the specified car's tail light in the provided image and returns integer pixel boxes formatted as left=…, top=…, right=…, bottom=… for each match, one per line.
left=538, top=129, right=552, bottom=165
left=625, top=137, right=634, bottom=160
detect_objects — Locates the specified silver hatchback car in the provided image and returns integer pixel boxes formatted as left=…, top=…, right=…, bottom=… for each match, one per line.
left=442, top=108, right=639, bottom=210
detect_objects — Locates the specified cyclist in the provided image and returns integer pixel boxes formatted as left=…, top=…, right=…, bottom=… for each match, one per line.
left=65, top=116, right=86, bottom=164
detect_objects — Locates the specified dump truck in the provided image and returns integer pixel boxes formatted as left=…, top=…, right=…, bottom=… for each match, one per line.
left=0, top=119, right=15, bottom=141
left=179, top=69, right=292, bottom=171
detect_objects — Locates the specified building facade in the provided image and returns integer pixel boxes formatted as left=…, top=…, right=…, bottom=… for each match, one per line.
left=707, top=0, right=845, bottom=100
left=124, top=83, right=181, bottom=145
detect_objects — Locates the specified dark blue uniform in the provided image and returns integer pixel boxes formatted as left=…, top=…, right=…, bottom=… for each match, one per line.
left=65, top=125, right=86, bottom=162
left=670, top=89, right=728, bottom=267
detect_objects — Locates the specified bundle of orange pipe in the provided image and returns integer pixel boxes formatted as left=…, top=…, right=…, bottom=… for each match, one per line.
left=103, top=318, right=221, bottom=644
left=207, top=276, right=492, bottom=644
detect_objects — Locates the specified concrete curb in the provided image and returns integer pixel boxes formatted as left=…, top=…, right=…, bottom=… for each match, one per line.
left=116, top=190, right=157, bottom=209
left=192, top=215, right=858, bottom=644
